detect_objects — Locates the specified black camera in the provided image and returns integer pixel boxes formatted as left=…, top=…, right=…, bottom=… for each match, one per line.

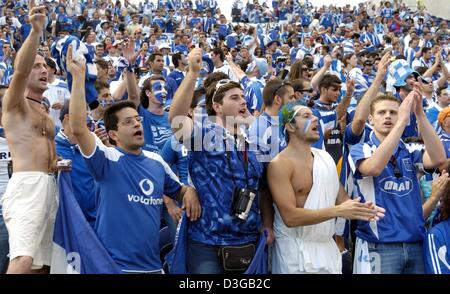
left=232, top=188, right=256, bottom=221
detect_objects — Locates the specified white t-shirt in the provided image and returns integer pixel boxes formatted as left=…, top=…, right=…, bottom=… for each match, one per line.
left=43, top=78, right=71, bottom=128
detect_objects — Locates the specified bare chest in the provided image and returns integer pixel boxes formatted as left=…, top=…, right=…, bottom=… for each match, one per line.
left=291, top=158, right=314, bottom=208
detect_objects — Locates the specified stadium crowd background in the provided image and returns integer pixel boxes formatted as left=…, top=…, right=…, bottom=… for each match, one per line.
left=0, top=0, right=449, bottom=274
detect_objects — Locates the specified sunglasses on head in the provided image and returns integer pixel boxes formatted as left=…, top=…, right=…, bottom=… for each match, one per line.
left=272, top=82, right=291, bottom=97
left=420, top=77, right=432, bottom=85
left=211, top=79, right=234, bottom=102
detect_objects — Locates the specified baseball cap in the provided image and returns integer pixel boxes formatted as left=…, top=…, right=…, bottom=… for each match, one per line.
left=159, top=43, right=171, bottom=50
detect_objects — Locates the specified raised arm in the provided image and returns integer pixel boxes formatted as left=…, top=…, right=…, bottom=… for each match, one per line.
left=422, top=171, right=449, bottom=219
left=225, top=53, right=247, bottom=81
left=357, top=93, right=413, bottom=177
left=169, top=48, right=202, bottom=142
left=122, top=38, right=140, bottom=105
left=311, top=54, right=332, bottom=91
left=335, top=78, right=354, bottom=119
left=351, top=52, right=391, bottom=136
left=412, top=90, right=447, bottom=169
left=67, top=45, right=96, bottom=156
left=3, top=1, right=46, bottom=112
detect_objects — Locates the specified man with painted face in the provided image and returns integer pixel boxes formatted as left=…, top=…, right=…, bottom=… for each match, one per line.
left=138, top=52, right=178, bottom=101
left=350, top=92, right=446, bottom=274
left=267, top=101, right=384, bottom=274
left=128, top=76, right=172, bottom=153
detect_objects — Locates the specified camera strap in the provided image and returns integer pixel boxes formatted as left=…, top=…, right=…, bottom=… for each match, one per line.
left=224, top=137, right=249, bottom=188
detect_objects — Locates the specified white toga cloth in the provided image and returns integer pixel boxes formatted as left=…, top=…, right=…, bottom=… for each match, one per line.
left=272, top=148, right=342, bottom=274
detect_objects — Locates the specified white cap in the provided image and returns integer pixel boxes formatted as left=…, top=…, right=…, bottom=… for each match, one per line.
left=159, top=43, right=171, bottom=50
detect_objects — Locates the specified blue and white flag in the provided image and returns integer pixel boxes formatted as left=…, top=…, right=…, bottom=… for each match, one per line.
left=51, top=36, right=98, bottom=110
left=50, top=172, right=121, bottom=274
left=167, top=213, right=268, bottom=274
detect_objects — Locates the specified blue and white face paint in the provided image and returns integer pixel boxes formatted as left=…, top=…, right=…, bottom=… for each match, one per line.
left=288, top=105, right=312, bottom=133
left=152, top=80, right=168, bottom=105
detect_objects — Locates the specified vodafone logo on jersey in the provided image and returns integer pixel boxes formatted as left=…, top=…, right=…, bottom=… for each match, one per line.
left=127, top=179, right=162, bottom=206
left=139, top=179, right=154, bottom=196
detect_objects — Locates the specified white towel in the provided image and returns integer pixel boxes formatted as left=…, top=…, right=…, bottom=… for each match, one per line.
left=272, top=148, right=342, bottom=274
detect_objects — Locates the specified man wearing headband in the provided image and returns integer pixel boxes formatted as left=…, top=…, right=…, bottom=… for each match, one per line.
left=350, top=92, right=446, bottom=274
left=267, top=101, right=384, bottom=274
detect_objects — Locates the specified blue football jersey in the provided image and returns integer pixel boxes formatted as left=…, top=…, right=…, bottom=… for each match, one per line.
left=349, top=132, right=426, bottom=243
left=82, top=135, right=182, bottom=273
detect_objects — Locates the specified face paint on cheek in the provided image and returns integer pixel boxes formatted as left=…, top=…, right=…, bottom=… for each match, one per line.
left=303, top=118, right=312, bottom=133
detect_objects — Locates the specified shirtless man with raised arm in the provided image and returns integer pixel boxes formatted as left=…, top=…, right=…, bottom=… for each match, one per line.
left=0, top=1, right=58, bottom=274
left=267, top=101, right=385, bottom=274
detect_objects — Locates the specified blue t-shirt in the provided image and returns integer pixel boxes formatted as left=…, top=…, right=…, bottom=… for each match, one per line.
left=82, top=135, right=182, bottom=273
left=424, top=218, right=450, bottom=274
left=248, top=112, right=286, bottom=164
left=440, top=132, right=450, bottom=158
left=55, top=131, right=97, bottom=227
left=138, top=105, right=173, bottom=153
left=160, top=135, right=189, bottom=185
left=349, top=131, right=425, bottom=243
left=311, top=108, right=338, bottom=150
left=186, top=120, right=263, bottom=245
left=168, top=69, right=185, bottom=88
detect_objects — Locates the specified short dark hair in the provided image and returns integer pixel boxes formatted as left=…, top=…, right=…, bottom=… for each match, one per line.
left=262, top=78, right=292, bottom=107
left=318, top=74, right=341, bottom=91
left=212, top=47, right=225, bottom=62
left=192, top=88, right=206, bottom=109
left=94, top=80, right=109, bottom=93
left=369, top=94, right=400, bottom=114
left=95, top=59, right=109, bottom=70
left=421, top=47, right=431, bottom=55
left=290, top=78, right=306, bottom=93
left=149, top=52, right=163, bottom=63
left=104, top=100, right=137, bottom=145
left=437, top=87, right=449, bottom=96
left=140, top=76, right=166, bottom=108
left=205, top=80, right=241, bottom=116
left=59, top=100, right=70, bottom=123
left=172, top=52, right=183, bottom=68
left=203, top=72, right=229, bottom=89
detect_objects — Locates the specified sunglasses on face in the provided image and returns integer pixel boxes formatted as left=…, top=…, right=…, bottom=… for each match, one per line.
left=301, top=88, right=314, bottom=93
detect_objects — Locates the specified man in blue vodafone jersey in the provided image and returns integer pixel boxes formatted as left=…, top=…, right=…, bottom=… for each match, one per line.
left=350, top=92, right=446, bottom=274
left=66, top=44, right=201, bottom=274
